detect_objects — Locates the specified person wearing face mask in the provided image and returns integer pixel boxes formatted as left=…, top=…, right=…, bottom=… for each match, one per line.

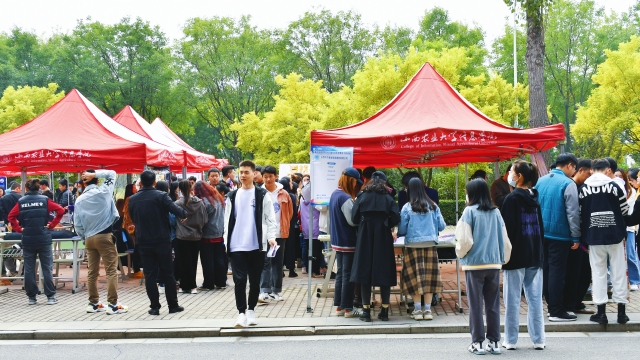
left=499, top=161, right=545, bottom=350
left=534, top=153, right=581, bottom=322
left=491, top=166, right=512, bottom=208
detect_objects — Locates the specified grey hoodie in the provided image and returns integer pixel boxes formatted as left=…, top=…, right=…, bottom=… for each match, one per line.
left=175, top=196, right=208, bottom=241
left=202, top=197, right=225, bottom=239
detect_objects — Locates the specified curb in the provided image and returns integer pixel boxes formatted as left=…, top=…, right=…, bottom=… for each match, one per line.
left=0, top=321, right=638, bottom=341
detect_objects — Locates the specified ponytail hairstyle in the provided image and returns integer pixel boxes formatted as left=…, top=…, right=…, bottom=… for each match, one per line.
left=178, top=180, right=192, bottom=204
left=27, top=179, right=40, bottom=192
left=512, top=160, right=539, bottom=187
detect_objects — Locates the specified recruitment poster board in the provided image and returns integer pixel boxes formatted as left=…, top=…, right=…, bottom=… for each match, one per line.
left=310, top=146, right=354, bottom=205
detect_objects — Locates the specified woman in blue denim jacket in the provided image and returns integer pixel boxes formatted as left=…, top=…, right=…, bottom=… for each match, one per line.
left=397, top=178, right=446, bottom=321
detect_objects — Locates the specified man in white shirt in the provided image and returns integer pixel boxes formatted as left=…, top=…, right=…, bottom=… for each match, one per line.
left=224, top=160, right=277, bottom=328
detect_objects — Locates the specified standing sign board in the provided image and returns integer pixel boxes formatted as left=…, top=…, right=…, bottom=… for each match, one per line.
left=0, top=176, right=6, bottom=190
left=310, top=146, right=354, bottom=205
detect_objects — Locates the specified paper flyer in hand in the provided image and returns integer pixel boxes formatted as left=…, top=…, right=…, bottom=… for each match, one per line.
left=267, top=244, right=280, bottom=258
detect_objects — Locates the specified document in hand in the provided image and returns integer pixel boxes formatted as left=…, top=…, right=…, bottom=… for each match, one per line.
left=267, top=244, right=280, bottom=258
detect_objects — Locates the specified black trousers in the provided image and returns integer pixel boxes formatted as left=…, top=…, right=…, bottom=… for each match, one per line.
left=361, top=284, right=390, bottom=305
left=176, top=239, right=200, bottom=291
left=572, top=249, right=592, bottom=310
left=229, top=250, right=265, bottom=314
left=284, top=228, right=298, bottom=271
left=138, top=243, right=179, bottom=309
left=543, top=239, right=572, bottom=316
left=563, top=246, right=584, bottom=312
left=303, top=238, right=325, bottom=275
left=200, top=241, right=227, bottom=289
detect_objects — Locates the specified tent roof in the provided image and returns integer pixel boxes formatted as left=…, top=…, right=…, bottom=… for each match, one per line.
left=0, top=89, right=184, bottom=173
left=311, top=63, right=565, bottom=168
left=150, top=118, right=196, bottom=151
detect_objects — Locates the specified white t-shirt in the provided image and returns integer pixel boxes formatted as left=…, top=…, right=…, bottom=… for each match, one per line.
left=268, top=188, right=282, bottom=239
left=229, top=187, right=259, bottom=252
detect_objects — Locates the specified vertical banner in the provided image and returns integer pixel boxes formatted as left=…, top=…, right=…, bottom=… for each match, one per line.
left=310, top=146, right=354, bottom=205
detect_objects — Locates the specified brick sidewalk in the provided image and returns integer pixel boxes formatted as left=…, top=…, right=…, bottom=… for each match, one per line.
left=1, top=262, right=638, bottom=323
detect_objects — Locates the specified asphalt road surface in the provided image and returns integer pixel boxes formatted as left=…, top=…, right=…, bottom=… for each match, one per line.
left=1, top=333, right=637, bottom=359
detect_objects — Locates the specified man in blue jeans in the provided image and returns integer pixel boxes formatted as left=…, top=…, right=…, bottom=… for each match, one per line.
left=8, top=179, right=65, bottom=305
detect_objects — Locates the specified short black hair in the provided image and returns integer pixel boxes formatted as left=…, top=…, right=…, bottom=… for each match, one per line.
left=221, top=165, right=235, bottom=177
left=401, top=171, right=422, bottom=187
left=84, top=169, right=98, bottom=186
left=592, top=159, right=611, bottom=172
left=215, top=182, right=230, bottom=195
left=255, top=165, right=263, bottom=173
left=470, top=170, right=487, bottom=180
left=9, top=182, right=20, bottom=190
left=555, top=153, right=578, bottom=167
left=207, top=168, right=220, bottom=177
left=238, top=160, right=255, bottom=171
left=629, top=169, right=639, bottom=181
left=577, top=158, right=592, bottom=170
left=363, top=166, right=376, bottom=179
left=27, top=179, right=40, bottom=192
left=170, top=175, right=178, bottom=182
left=188, top=176, right=197, bottom=181
left=504, top=164, right=512, bottom=176
left=262, top=165, right=277, bottom=176
left=59, top=179, right=68, bottom=186
left=605, top=157, right=618, bottom=172
left=140, top=170, right=156, bottom=187
left=39, top=179, right=49, bottom=187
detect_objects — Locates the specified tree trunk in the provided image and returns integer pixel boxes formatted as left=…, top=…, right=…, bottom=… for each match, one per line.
left=526, top=5, right=552, bottom=163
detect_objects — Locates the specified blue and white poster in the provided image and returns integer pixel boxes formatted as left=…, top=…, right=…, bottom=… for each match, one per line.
left=0, top=176, right=6, bottom=190
left=310, top=146, right=354, bottom=205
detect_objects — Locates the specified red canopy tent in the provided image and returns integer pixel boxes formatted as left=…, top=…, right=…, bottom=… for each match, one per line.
left=311, top=63, right=565, bottom=168
left=0, top=89, right=185, bottom=173
left=113, top=106, right=226, bottom=171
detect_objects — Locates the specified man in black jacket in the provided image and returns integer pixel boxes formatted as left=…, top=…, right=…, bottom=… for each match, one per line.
left=56, top=179, right=74, bottom=210
left=0, top=182, right=21, bottom=224
left=128, top=171, right=188, bottom=315
left=578, top=159, right=629, bottom=324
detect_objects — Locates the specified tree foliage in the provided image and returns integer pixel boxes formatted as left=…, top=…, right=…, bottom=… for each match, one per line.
left=0, top=83, right=64, bottom=132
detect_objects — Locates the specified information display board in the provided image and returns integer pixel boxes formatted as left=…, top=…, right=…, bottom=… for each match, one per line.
left=310, top=146, right=353, bottom=205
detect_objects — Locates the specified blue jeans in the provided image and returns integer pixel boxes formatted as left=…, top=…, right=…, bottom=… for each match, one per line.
left=23, top=244, right=56, bottom=298
left=334, top=251, right=355, bottom=311
left=260, top=238, right=285, bottom=294
left=503, top=267, right=545, bottom=345
left=627, top=232, right=640, bottom=285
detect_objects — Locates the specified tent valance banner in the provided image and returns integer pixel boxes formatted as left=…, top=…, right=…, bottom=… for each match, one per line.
left=311, top=63, right=565, bottom=168
left=310, top=146, right=353, bottom=205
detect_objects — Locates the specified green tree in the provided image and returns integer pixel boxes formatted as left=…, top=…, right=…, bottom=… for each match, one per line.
left=283, top=9, right=376, bottom=93
left=459, top=74, right=529, bottom=127
left=376, top=25, right=415, bottom=56
left=178, top=16, right=283, bottom=164
left=0, top=83, right=64, bottom=132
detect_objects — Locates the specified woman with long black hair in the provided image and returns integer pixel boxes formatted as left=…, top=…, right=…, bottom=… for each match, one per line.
left=351, top=171, right=400, bottom=322
left=193, top=181, right=227, bottom=290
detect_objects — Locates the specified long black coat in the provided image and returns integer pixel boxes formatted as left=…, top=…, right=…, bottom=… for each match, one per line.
left=350, top=190, right=400, bottom=286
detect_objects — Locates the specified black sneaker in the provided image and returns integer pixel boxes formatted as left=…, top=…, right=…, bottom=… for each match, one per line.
left=359, top=308, right=372, bottom=322
left=288, top=270, right=298, bottom=278
left=549, top=312, right=577, bottom=322
left=148, top=308, right=160, bottom=316
left=169, top=306, right=184, bottom=314
left=618, top=303, right=629, bottom=324
left=590, top=313, right=608, bottom=324
left=378, top=307, right=389, bottom=321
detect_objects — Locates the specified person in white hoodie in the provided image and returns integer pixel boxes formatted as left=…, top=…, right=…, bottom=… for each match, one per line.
left=224, top=160, right=278, bottom=328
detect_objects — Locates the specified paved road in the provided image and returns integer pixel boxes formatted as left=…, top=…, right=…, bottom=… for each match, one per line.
left=2, top=333, right=638, bottom=359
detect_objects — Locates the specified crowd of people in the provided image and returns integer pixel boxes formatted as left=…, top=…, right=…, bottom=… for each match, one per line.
left=2, top=153, right=640, bottom=352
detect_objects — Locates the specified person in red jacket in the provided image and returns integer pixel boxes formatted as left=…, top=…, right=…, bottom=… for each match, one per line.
left=8, top=179, right=65, bottom=305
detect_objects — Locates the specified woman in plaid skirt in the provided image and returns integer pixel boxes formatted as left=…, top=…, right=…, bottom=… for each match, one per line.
left=397, top=178, right=446, bottom=320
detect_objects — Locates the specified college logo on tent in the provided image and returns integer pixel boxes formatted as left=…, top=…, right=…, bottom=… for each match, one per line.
left=158, top=150, right=178, bottom=163
left=380, top=136, right=396, bottom=150
left=195, top=156, right=212, bottom=166
left=0, top=155, right=12, bottom=164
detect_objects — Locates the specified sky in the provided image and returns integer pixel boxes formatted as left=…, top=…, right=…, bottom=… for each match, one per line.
left=0, top=0, right=637, bottom=46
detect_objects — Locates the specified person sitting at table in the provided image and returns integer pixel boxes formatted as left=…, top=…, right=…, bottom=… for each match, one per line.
left=397, top=178, right=446, bottom=321
left=351, top=171, right=400, bottom=322
left=7, top=178, right=65, bottom=305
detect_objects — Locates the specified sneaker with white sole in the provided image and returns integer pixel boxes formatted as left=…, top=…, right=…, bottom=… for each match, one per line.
left=246, top=310, right=257, bottom=326
left=235, top=313, right=248, bottom=328
left=468, top=342, right=486, bottom=355
left=423, top=309, right=433, bottom=320
left=502, top=343, right=516, bottom=350
left=268, top=293, right=283, bottom=301
left=485, top=341, right=501, bottom=355
left=344, top=308, right=362, bottom=318
left=158, top=286, right=165, bottom=294
left=28, top=297, right=37, bottom=305
left=46, top=297, right=58, bottom=305
left=533, top=344, right=545, bottom=350
left=178, top=288, right=184, bottom=293
left=411, top=309, right=423, bottom=320
left=107, top=303, right=129, bottom=315
left=335, top=307, right=345, bottom=316
left=87, top=302, right=107, bottom=313
left=190, top=288, right=198, bottom=294
left=630, top=284, right=639, bottom=291
left=549, top=312, right=577, bottom=322
left=258, top=292, right=271, bottom=303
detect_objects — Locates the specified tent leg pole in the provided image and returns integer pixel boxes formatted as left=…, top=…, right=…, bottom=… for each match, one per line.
left=465, top=163, right=468, bottom=185
left=21, top=169, right=27, bottom=196
left=307, top=203, right=314, bottom=313
left=455, top=166, right=459, bottom=222
left=494, top=161, right=500, bottom=182
left=182, top=167, right=187, bottom=180
left=126, top=174, right=132, bottom=185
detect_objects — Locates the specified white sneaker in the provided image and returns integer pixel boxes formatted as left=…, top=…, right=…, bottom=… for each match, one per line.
left=485, top=341, right=501, bottom=355
left=268, top=293, right=283, bottom=301
left=107, top=303, right=129, bottom=315
left=235, top=313, right=248, bottom=328
left=502, top=343, right=517, bottom=350
left=246, top=310, right=257, bottom=325
left=258, top=292, right=271, bottom=303
left=178, top=288, right=184, bottom=293
left=158, top=286, right=165, bottom=294
left=533, top=343, right=545, bottom=350
left=411, top=309, right=423, bottom=320
left=423, top=309, right=433, bottom=320
left=190, top=288, right=198, bottom=294
left=87, top=302, right=107, bottom=313
left=468, top=342, right=486, bottom=355
left=630, top=284, right=639, bottom=291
